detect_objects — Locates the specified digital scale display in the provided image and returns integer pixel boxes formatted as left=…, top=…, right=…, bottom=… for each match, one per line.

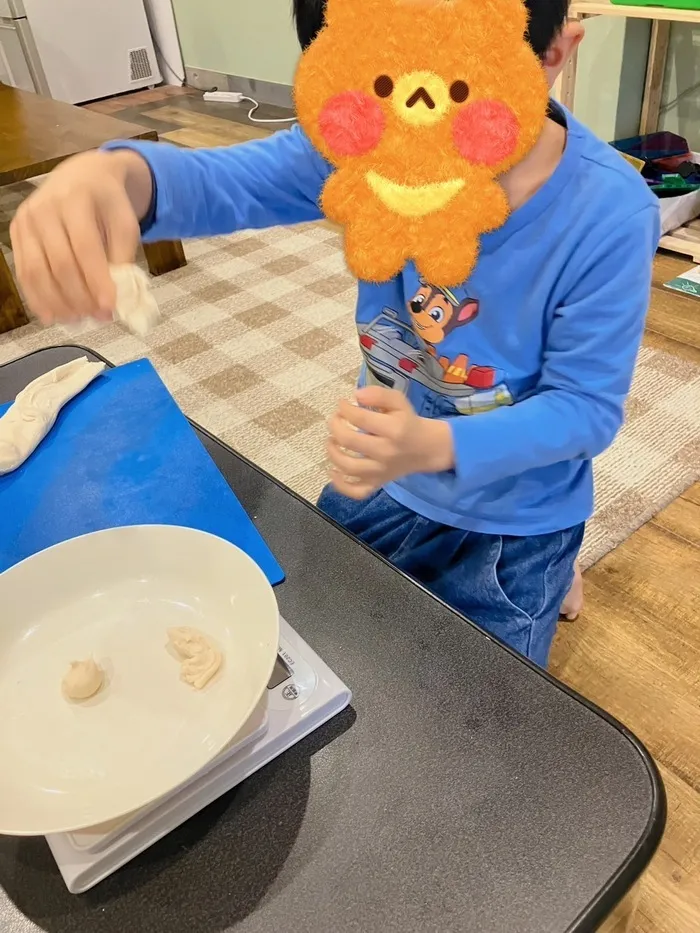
left=267, top=654, right=292, bottom=690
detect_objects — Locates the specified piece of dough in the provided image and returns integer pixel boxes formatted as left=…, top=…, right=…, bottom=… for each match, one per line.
left=110, top=264, right=160, bottom=337
left=0, top=357, right=105, bottom=475
left=62, top=659, right=104, bottom=701
left=167, top=627, right=222, bottom=690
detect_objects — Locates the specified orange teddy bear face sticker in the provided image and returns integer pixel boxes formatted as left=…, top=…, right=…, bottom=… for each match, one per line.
left=294, top=0, right=550, bottom=287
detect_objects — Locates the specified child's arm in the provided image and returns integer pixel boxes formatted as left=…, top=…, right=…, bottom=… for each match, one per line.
left=10, top=126, right=327, bottom=324
left=105, top=124, right=328, bottom=242
left=327, top=205, right=660, bottom=499
left=441, top=204, right=660, bottom=492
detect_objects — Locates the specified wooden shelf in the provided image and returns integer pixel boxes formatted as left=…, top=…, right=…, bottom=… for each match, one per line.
left=660, top=221, right=700, bottom=263
left=571, top=1, right=700, bottom=23
left=568, top=1, right=700, bottom=261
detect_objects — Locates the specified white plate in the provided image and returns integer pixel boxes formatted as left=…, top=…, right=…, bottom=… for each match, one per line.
left=0, top=525, right=279, bottom=836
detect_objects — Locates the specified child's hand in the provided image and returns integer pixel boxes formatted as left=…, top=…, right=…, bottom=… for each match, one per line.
left=10, top=149, right=152, bottom=325
left=327, top=386, right=454, bottom=500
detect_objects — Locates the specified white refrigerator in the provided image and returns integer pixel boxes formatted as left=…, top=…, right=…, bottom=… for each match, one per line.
left=0, top=0, right=162, bottom=103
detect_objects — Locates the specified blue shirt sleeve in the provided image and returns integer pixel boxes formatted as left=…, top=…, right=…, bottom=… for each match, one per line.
left=444, top=204, right=660, bottom=493
left=103, top=124, right=328, bottom=241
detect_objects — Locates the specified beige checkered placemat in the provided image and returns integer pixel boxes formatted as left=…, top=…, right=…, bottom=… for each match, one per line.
left=2, top=182, right=700, bottom=568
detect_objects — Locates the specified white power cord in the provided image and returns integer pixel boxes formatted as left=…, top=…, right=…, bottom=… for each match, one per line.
left=202, top=90, right=297, bottom=125
left=243, top=96, right=297, bottom=125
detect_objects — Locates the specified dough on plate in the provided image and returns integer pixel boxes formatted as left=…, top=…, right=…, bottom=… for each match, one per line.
left=0, top=357, right=105, bottom=475
left=167, top=627, right=222, bottom=690
left=62, top=658, right=104, bottom=701
left=110, top=263, right=160, bottom=337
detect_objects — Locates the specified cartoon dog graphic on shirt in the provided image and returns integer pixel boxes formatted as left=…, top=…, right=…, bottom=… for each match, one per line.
left=408, top=280, right=481, bottom=384
left=358, top=280, right=513, bottom=414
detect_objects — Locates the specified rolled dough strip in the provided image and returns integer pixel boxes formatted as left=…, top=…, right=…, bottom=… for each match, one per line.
left=0, top=357, right=105, bottom=475
left=110, top=263, right=160, bottom=337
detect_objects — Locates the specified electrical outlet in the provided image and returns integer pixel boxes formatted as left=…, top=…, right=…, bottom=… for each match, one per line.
left=203, top=91, right=244, bottom=104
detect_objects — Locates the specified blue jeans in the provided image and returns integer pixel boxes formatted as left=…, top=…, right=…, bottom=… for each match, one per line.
left=317, top=486, right=584, bottom=667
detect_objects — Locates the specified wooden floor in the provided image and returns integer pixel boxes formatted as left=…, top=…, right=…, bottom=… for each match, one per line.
left=552, top=251, right=700, bottom=933
left=86, top=89, right=700, bottom=932
left=84, top=85, right=287, bottom=146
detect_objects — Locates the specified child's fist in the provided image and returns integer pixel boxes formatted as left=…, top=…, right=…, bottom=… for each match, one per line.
left=327, top=386, right=454, bottom=500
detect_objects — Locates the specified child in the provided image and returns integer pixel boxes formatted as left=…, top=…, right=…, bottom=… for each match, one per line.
left=10, top=0, right=659, bottom=667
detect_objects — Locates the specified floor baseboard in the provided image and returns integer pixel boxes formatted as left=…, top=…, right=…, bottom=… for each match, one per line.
left=184, top=67, right=293, bottom=110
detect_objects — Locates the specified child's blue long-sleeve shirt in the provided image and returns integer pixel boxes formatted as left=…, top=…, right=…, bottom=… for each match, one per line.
left=106, top=109, right=659, bottom=536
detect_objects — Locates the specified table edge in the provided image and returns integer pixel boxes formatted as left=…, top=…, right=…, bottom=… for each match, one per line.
left=0, top=344, right=668, bottom=931
left=0, top=129, right=157, bottom=188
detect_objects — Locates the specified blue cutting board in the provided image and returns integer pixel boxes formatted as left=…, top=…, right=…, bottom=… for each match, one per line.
left=0, top=358, right=284, bottom=585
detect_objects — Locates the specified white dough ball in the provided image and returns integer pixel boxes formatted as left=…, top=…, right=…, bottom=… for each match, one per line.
left=62, top=658, right=104, bottom=701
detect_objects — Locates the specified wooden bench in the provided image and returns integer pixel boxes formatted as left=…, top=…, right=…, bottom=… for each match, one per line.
left=0, top=85, right=186, bottom=333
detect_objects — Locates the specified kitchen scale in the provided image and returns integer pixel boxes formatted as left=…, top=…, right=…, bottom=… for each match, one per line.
left=46, top=616, right=352, bottom=894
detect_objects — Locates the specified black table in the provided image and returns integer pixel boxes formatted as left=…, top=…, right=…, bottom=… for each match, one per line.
left=0, top=346, right=665, bottom=933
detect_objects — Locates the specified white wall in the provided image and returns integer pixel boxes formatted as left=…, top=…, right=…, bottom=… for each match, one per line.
left=574, top=15, right=651, bottom=142
left=172, top=0, right=299, bottom=86
left=659, top=24, right=700, bottom=149
left=143, top=0, right=185, bottom=86
left=165, top=1, right=653, bottom=143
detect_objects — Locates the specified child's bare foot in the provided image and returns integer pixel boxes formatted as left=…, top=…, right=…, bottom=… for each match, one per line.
left=561, top=562, right=583, bottom=620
